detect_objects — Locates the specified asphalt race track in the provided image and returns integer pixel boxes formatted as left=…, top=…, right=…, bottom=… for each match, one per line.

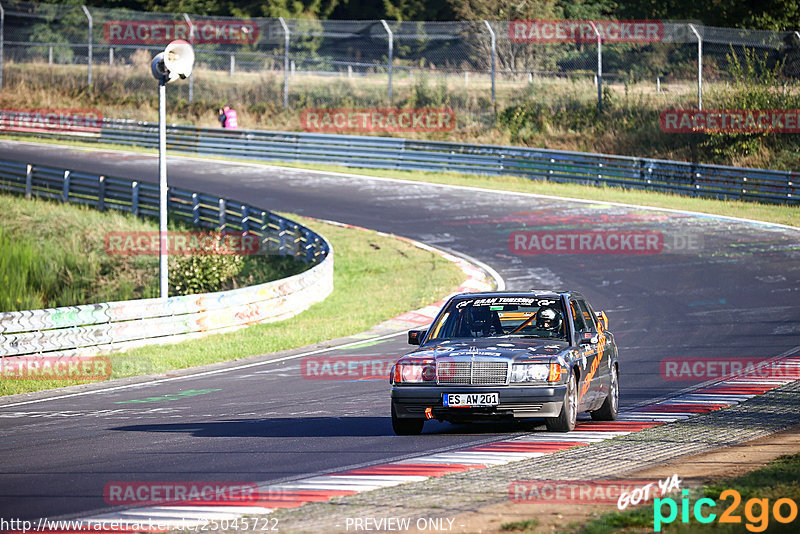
left=1, top=141, right=799, bottom=523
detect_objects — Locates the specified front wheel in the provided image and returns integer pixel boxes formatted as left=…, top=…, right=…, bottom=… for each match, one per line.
left=391, top=402, right=424, bottom=435
left=546, top=372, right=577, bottom=432
left=591, top=364, right=619, bottom=421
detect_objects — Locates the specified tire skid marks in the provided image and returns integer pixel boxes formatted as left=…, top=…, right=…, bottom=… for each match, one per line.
left=75, top=357, right=800, bottom=529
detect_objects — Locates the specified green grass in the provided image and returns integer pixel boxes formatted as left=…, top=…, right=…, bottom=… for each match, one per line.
left=501, top=519, right=541, bottom=532
left=0, top=216, right=465, bottom=396
left=0, top=194, right=161, bottom=310
left=0, top=194, right=307, bottom=311
left=558, top=452, right=800, bottom=533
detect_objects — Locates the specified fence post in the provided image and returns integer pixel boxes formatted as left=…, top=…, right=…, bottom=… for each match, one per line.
left=81, top=5, right=92, bottom=87
left=688, top=24, right=702, bottom=110
left=183, top=14, right=194, bottom=103
left=278, top=217, right=288, bottom=255
left=97, top=175, right=106, bottom=211
left=131, top=181, right=139, bottom=216
left=0, top=2, right=4, bottom=91
left=25, top=164, right=32, bottom=199
left=62, top=170, right=71, bottom=202
left=192, top=193, right=200, bottom=226
left=380, top=20, right=393, bottom=105
left=279, top=17, right=289, bottom=110
left=260, top=211, right=269, bottom=252
left=230, top=54, right=235, bottom=78
left=109, top=47, right=113, bottom=66
left=218, top=198, right=226, bottom=230
left=589, top=21, right=602, bottom=110
left=241, top=204, right=249, bottom=233
left=483, top=21, right=496, bottom=107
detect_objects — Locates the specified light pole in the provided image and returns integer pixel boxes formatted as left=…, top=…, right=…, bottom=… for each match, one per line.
left=150, top=39, right=195, bottom=299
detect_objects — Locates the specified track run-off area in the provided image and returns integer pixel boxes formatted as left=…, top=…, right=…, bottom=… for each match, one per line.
left=0, top=140, right=799, bottom=527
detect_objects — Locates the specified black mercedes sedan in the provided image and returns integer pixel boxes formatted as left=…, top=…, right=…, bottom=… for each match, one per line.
left=390, top=290, right=619, bottom=434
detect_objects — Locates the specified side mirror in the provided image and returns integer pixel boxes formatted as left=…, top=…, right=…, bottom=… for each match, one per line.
left=408, top=329, right=427, bottom=345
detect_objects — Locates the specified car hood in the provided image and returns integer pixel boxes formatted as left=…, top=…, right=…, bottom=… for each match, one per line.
left=406, top=337, right=573, bottom=363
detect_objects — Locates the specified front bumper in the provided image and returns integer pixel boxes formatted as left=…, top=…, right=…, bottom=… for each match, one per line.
left=391, top=385, right=567, bottom=421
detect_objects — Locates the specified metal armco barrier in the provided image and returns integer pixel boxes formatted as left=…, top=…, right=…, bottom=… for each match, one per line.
left=19, top=118, right=799, bottom=204
left=0, top=158, right=333, bottom=358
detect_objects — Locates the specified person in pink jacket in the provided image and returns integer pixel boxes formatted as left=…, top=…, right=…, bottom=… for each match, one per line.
left=218, top=104, right=238, bottom=129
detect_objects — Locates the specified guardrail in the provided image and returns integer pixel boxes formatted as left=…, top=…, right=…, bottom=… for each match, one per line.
left=14, top=118, right=796, bottom=205
left=0, top=159, right=333, bottom=359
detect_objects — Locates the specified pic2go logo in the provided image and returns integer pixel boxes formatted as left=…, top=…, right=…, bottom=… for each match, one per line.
left=654, top=489, right=798, bottom=532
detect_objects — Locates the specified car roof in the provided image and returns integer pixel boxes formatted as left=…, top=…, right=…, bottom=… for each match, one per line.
left=452, top=290, right=581, bottom=300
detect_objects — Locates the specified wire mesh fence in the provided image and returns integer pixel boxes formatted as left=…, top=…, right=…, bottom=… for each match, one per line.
left=2, top=1, right=800, bottom=123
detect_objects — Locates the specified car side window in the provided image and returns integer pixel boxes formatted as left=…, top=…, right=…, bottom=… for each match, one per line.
left=570, top=300, right=588, bottom=335
left=576, top=299, right=598, bottom=335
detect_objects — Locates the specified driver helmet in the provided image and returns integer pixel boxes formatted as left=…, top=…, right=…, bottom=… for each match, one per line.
left=535, top=307, right=562, bottom=332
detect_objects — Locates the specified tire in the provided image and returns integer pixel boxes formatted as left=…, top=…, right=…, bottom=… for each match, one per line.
left=391, top=402, right=424, bottom=435
left=591, top=364, right=619, bottom=421
left=546, top=372, right=577, bottom=432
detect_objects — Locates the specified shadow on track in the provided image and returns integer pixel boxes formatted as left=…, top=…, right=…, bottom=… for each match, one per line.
left=110, top=416, right=539, bottom=437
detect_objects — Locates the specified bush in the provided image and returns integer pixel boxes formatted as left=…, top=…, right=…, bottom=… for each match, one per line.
left=168, top=233, right=244, bottom=295
left=701, top=48, right=800, bottom=164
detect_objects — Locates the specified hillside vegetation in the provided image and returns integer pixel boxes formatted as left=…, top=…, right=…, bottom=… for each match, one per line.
left=3, top=53, right=799, bottom=171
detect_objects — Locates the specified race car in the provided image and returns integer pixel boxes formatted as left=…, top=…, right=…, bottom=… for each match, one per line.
left=390, top=290, right=618, bottom=435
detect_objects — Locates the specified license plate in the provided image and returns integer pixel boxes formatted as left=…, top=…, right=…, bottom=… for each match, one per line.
left=443, top=392, right=499, bottom=407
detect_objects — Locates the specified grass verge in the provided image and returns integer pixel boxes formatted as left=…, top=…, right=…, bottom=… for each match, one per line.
left=0, top=194, right=305, bottom=311
left=0, top=215, right=464, bottom=396
left=0, top=194, right=161, bottom=310
left=557, top=452, right=800, bottom=533
left=501, top=519, right=541, bottom=532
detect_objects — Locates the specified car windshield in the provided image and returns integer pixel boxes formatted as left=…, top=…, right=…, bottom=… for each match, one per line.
left=427, top=296, right=567, bottom=341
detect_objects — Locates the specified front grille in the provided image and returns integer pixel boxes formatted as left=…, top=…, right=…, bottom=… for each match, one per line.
left=437, top=362, right=471, bottom=384
left=437, top=360, right=508, bottom=385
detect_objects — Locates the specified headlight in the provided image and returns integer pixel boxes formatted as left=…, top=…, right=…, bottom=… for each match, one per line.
left=511, top=363, right=564, bottom=383
left=511, top=363, right=550, bottom=382
left=394, top=360, right=436, bottom=383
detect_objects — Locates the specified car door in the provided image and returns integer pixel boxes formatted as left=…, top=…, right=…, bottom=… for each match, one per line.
left=570, top=298, right=603, bottom=408
left=577, top=298, right=612, bottom=408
